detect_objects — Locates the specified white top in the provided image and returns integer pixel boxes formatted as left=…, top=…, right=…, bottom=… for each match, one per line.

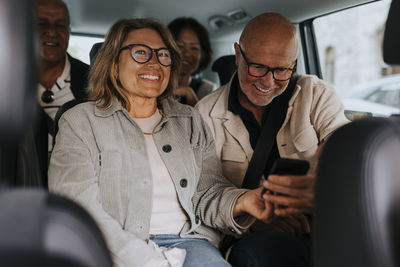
left=38, top=56, right=75, bottom=120
left=37, top=56, right=75, bottom=152
left=132, top=109, right=188, bottom=235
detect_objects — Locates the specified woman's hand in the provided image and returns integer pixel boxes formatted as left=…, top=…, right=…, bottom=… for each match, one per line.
left=173, top=86, right=198, bottom=106
left=233, top=188, right=274, bottom=223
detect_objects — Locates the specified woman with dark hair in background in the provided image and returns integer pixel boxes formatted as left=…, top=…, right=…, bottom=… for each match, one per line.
left=168, top=17, right=217, bottom=106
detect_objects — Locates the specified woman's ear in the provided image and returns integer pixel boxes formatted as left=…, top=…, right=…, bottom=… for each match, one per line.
left=113, top=63, right=119, bottom=81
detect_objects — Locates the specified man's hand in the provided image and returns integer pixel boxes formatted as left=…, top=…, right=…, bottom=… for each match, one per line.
left=233, top=188, right=274, bottom=223
left=262, top=173, right=315, bottom=216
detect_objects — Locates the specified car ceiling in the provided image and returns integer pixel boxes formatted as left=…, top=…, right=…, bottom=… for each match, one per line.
left=65, top=0, right=377, bottom=40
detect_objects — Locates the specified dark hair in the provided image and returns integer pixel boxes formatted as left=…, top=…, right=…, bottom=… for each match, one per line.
left=89, top=18, right=181, bottom=111
left=168, top=17, right=212, bottom=74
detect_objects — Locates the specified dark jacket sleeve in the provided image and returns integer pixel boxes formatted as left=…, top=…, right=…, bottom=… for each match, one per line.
left=68, top=53, right=89, bottom=101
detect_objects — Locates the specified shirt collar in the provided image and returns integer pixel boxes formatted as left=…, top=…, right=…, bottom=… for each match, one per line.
left=227, top=73, right=271, bottom=127
left=94, top=97, right=194, bottom=118
left=38, top=55, right=71, bottom=93
left=54, top=56, right=71, bottom=92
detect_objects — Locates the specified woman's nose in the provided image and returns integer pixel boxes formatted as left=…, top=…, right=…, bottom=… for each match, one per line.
left=180, top=45, right=190, bottom=56
left=147, top=51, right=161, bottom=67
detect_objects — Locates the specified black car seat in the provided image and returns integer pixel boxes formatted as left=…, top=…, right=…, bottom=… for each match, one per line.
left=314, top=2, right=400, bottom=265
left=313, top=116, right=400, bottom=267
left=211, top=55, right=237, bottom=86
left=383, top=0, right=400, bottom=65
left=0, top=0, right=41, bottom=187
left=89, top=42, right=103, bottom=65
left=0, top=189, right=113, bottom=267
left=0, top=1, right=113, bottom=266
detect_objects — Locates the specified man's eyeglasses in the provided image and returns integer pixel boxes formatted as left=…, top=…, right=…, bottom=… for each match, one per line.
left=119, top=44, right=174, bottom=67
left=238, top=45, right=296, bottom=81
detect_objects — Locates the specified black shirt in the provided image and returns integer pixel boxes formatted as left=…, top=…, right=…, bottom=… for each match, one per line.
left=227, top=74, right=283, bottom=180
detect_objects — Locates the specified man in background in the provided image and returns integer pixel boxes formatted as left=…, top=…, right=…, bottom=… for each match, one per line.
left=35, top=0, right=89, bottom=185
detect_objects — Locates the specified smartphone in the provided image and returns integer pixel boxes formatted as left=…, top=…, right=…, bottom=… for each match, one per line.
left=260, top=158, right=310, bottom=197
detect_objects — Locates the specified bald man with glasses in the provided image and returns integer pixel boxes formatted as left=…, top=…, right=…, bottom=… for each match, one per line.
left=196, top=12, right=348, bottom=267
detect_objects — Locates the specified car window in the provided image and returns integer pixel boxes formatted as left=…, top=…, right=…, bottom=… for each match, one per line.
left=313, top=0, right=399, bottom=118
left=67, top=35, right=104, bottom=65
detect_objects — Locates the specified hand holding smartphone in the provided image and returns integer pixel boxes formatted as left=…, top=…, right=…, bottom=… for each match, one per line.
left=260, top=158, right=310, bottom=198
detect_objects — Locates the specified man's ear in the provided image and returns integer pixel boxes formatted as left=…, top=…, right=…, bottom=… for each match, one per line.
left=234, top=42, right=240, bottom=66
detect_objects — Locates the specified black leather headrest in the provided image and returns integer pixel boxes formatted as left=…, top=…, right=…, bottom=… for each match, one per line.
left=89, top=42, right=103, bottom=65
left=383, top=0, right=400, bottom=64
left=314, top=117, right=400, bottom=267
left=0, top=189, right=113, bottom=267
left=212, top=55, right=237, bottom=86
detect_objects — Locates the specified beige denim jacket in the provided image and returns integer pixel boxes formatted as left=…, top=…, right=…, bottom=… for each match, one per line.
left=48, top=98, right=248, bottom=267
left=196, top=74, right=349, bottom=187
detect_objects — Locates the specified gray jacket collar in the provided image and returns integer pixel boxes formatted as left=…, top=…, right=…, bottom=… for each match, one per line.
left=94, top=97, right=193, bottom=118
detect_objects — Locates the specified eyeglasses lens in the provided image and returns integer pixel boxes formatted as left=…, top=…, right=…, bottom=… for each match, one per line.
left=131, top=45, right=172, bottom=66
left=248, top=65, right=292, bottom=81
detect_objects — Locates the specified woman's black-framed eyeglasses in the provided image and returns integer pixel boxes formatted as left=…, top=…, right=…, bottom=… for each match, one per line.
left=238, top=44, right=296, bottom=81
left=119, top=44, right=174, bottom=67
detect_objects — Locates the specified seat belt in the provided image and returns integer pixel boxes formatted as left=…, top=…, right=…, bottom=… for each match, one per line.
left=241, top=76, right=298, bottom=189
left=219, top=76, right=298, bottom=256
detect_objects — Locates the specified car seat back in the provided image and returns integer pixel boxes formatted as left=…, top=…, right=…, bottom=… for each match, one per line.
left=313, top=116, right=400, bottom=267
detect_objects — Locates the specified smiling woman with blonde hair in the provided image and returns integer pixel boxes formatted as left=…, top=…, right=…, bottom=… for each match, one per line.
left=48, top=17, right=274, bottom=267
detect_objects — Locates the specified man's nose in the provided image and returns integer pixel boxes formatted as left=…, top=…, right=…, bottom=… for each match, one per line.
left=259, top=70, right=275, bottom=87
left=44, top=24, right=58, bottom=36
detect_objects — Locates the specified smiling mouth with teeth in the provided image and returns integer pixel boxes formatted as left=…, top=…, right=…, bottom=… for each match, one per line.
left=43, top=42, right=59, bottom=47
left=254, top=84, right=272, bottom=93
left=139, top=74, right=160, bottom=80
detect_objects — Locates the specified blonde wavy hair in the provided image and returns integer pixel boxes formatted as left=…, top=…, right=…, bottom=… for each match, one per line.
left=89, top=18, right=181, bottom=111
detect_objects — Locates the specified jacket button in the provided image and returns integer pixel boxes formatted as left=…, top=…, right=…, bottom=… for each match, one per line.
left=180, top=178, right=188, bottom=188
left=162, top=144, right=172, bottom=153
left=195, top=215, right=200, bottom=224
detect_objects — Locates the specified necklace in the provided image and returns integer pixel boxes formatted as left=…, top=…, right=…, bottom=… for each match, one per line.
left=143, top=126, right=165, bottom=135
left=142, top=110, right=168, bottom=135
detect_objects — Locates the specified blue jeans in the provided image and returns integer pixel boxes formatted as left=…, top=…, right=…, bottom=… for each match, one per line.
left=151, top=235, right=231, bottom=267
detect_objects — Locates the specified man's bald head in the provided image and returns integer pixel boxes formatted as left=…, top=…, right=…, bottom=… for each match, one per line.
left=239, top=13, right=298, bottom=58
left=234, top=13, right=299, bottom=109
